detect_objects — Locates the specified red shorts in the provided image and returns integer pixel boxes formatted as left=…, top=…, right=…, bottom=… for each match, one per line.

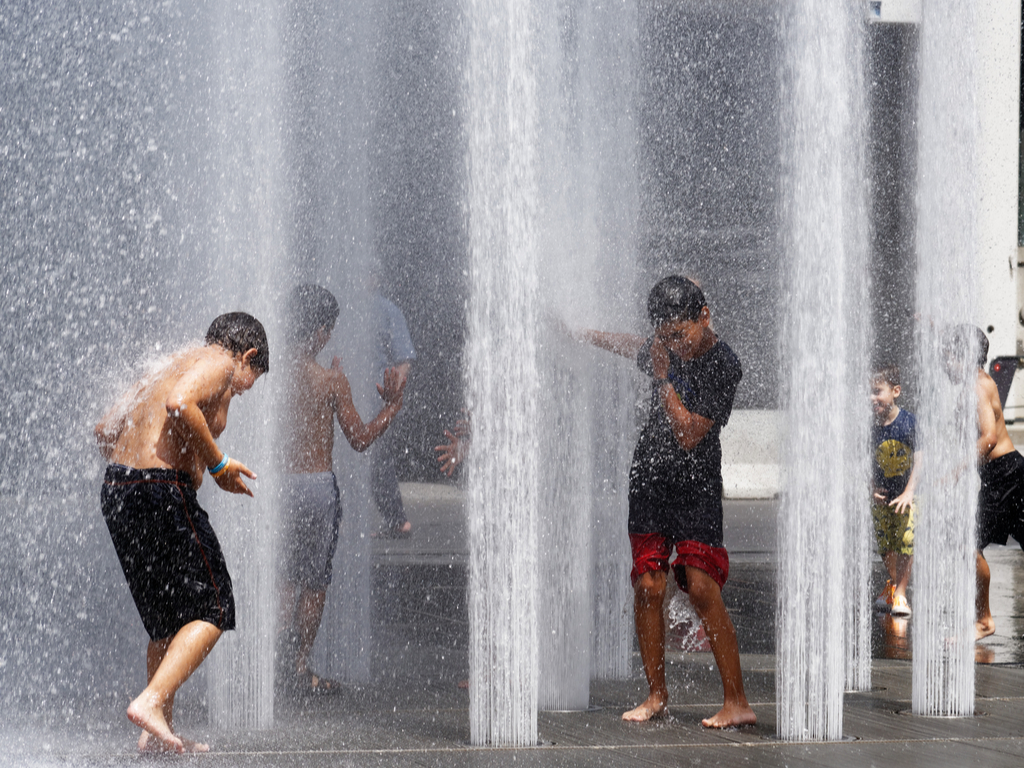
left=629, top=532, right=730, bottom=592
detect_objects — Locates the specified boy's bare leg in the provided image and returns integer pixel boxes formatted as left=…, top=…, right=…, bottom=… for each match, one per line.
left=138, top=638, right=172, bottom=752
left=976, top=550, right=995, bottom=639
left=684, top=566, right=756, bottom=728
left=294, top=589, right=327, bottom=676
left=623, top=570, right=669, bottom=721
left=128, top=620, right=221, bottom=753
left=883, top=552, right=913, bottom=600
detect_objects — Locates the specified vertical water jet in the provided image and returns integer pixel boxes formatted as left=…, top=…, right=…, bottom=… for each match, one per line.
left=777, top=0, right=870, bottom=740
left=568, top=1, right=640, bottom=684
left=199, top=0, right=288, bottom=730
left=464, top=0, right=543, bottom=745
left=281, top=0, right=378, bottom=687
left=911, top=0, right=978, bottom=718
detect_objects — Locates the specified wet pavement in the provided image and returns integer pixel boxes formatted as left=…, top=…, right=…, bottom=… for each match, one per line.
left=5, top=486, right=1023, bottom=766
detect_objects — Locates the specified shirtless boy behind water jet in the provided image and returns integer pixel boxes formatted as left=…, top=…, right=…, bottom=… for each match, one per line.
left=945, top=326, right=1024, bottom=641
left=277, top=284, right=405, bottom=695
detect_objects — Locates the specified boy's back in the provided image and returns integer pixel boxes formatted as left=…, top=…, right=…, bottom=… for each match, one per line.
left=277, top=284, right=405, bottom=693
left=283, top=356, right=346, bottom=474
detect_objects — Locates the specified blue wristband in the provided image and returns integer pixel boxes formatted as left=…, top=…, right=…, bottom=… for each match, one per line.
left=209, top=455, right=229, bottom=476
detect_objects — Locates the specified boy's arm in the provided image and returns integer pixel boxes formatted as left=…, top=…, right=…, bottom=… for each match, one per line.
left=577, top=329, right=646, bottom=360
left=889, top=450, right=922, bottom=515
left=435, top=418, right=471, bottom=476
left=330, top=358, right=405, bottom=452
left=165, top=357, right=256, bottom=496
left=976, top=374, right=1001, bottom=461
left=651, top=335, right=714, bottom=450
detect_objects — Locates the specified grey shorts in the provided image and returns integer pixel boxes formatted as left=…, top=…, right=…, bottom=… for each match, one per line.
left=281, top=472, right=342, bottom=590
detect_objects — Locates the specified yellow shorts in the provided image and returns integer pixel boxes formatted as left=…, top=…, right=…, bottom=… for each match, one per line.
left=871, top=500, right=915, bottom=556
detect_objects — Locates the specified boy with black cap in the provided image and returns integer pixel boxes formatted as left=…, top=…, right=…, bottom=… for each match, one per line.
left=580, top=276, right=755, bottom=728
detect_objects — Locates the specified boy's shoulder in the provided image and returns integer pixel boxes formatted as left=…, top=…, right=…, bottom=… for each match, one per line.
left=895, top=408, right=917, bottom=432
left=875, top=407, right=916, bottom=440
left=689, top=339, right=741, bottom=376
left=290, top=357, right=334, bottom=391
left=166, top=346, right=234, bottom=389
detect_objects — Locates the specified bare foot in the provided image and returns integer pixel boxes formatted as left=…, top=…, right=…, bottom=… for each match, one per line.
left=139, top=731, right=210, bottom=754
left=622, top=694, right=667, bottom=722
left=373, top=520, right=413, bottom=539
left=975, top=644, right=996, bottom=664
left=976, top=617, right=995, bottom=640
left=127, top=692, right=183, bottom=753
left=701, top=702, right=757, bottom=729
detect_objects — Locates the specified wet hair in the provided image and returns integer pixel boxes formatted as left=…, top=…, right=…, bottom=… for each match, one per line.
left=647, top=275, right=707, bottom=326
left=975, top=327, right=990, bottom=366
left=941, top=324, right=989, bottom=368
left=871, top=364, right=900, bottom=388
left=287, top=284, right=340, bottom=345
left=205, top=312, right=270, bottom=374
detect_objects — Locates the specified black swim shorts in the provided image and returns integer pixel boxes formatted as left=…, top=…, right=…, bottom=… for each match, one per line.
left=101, top=464, right=236, bottom=640
left=978, top=450, right=1024, bottom=551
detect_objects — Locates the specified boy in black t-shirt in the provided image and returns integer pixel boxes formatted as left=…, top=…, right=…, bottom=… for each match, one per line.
left=870, top=365, right=920, bottom=617
left=581, top=276, right=755, bottom=729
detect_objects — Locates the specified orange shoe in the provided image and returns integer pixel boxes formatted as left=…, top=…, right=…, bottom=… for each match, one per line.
left=891, top=594, right=912, bottom=617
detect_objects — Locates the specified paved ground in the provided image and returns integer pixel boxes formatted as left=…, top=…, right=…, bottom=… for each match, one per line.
left=5, top=486, right=1023, bottom=766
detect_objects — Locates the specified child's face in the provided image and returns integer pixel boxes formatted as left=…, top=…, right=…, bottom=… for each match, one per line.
left=656, top=309, right=710, bottom=361
left=870, top=378, right=899, bottom=421
left=231, top=349, right=264, bottom=395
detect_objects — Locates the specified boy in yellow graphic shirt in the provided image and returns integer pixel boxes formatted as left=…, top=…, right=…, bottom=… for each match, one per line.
left=870, top=364, right=921, bottom=616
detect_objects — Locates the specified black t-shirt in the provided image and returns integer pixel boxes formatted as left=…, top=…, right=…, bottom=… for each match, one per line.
left=628, top=337, right=742, bottom=544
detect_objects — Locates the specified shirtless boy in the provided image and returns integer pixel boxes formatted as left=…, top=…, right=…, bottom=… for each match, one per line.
left=278, top=284, right=405, bottom=694
left=948, top=327, right=1024, bottom=640
left=580, top=276, right=756, bottom=729
left=95, top=312, right=269, bottom=753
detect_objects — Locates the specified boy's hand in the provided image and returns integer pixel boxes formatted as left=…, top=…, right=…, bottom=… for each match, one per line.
left=889, top=490, right=913, bottom=516
left=435, top=430, right=466, bottom=476
left=213, top=458, right=257, bottom=497
left=650, top=335, right=670, bottom=380
left=377, top=366, right=406, bottom=407
left=435, top=417, right=471, bottom=476
left=331, top=356, right=343, bottom=370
